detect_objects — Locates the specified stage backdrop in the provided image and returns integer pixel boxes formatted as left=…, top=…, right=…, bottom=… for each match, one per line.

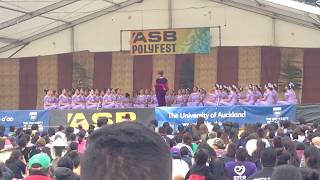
left=0, top=46, right=319, bottom=110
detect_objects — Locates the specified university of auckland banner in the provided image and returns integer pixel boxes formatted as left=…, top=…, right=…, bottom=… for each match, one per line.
left=130, top=27, right=211, bottom=55
left=155, top=105, right=296, bottom=125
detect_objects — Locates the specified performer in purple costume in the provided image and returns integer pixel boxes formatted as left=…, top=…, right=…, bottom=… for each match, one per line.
left=204, top=85, right=219, bottom=106
left=240, top=84, right=255, bottom=105
left=43, top=90, right=58, bottom=110
left=172, top=89, right=184, bottom=107
left=258, top=83, right=275, bottom=105
left=58, top=89, right=71, bottom=109
left=187, top=87, right=201, bottom=106
left=165, top=89, right=175, bottom=106
left=72, top=88, right=86, bottom=109
left=155, top=71, right=168, bottom=107
left=278, top=82, right=297, bottom=105
left=221, top=85, right=239, bottom=106
left=102, top=88, right=116, bottom=108
left=86, top=89, right=100, bottom=109
left=134, top=89, right=146, bottom=108
left=148, top=90, right=158, bottom=108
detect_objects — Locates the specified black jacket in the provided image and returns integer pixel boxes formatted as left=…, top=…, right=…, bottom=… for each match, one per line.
left=247, top=167, right=274, bottom=180
left=54, top=167, right=80, bottom=180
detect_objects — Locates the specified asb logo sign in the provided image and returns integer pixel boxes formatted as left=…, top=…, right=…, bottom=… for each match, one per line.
left=67, top=112, right=137, bottom=130
left=29, top=112, right=38, bottom=121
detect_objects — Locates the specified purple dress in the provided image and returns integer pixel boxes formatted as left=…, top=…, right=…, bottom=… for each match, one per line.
left=272, top=90, right=279, bottom=104
left=44, top=95, right=57, bottom=110
left=86, top=95, right=100, bottom=109
left=59, top=95, right=71, bottom=109
left=240, top=90, right=255, bottom=105
left=148, top=95, right=158, bottom=108
left=155, top=77, right=168, bottom=106
left=221, top=91, right=239, bottom=106
left=278, top=89, right=297, bottom=105
left=72, top=95, right=86, bottom=109
left=165, top=95, right=175, bottom=106
left=172, top=95, right=185, bottom=107
left=102, top=94, right=116, bottom=108
left=187, top=92, right=201, bottom=106
left=204, top=93, right=218, bottom=106
left=134, top=95, right=146, bottom=108
left=259, top=90, right=274, bottom=105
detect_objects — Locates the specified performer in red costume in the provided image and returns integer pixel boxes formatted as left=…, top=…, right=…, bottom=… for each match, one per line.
left=155, top=71, right=168, bottom=106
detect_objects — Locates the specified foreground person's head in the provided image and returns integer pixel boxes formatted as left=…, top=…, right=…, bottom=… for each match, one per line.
left=81, top=122, right=172, bottom=180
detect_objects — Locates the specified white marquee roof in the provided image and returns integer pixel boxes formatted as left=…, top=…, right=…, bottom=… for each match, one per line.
left=0, top=0, right=319, bottom=54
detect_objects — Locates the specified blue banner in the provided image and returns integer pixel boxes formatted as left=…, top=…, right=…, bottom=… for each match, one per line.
left=0, top=110, right=50, bottom=134
left=155, top=105, right=296, bottom=125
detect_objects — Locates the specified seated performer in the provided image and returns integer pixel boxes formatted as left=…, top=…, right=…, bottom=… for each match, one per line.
left=72, top=88, right=86, bottom=109
left=134, top=89, right=146, bottom=108
left=122, top=93, right=133, bottom=108
left=43, top=89, right=58, bottom=110
left=258, top=83, right=275, bottom=105
left=86, top=89, right=100, bottom=109
left=58, top=88, right=71, bottom=109
left=240, top=84, right=256, bottom=105
left=204, top=84, right=220, bottom=106
left=221, top=85, right=239, bottom=106
left=165, top=89, right=175, bottom=106
left=102, top=88, right=116, bottom=108
left=187, top=87, right=201, bottom=106
left=172, top=89, right=185, bottom=107
left=114, top=88, right=125, bottom=108
left=273, top=83, right=279, bottom=104
left=254, top=84, right=263, bottom=104
left=278, top=82, right=297, bottom=105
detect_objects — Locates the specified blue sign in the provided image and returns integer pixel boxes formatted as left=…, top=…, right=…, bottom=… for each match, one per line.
left=155, top=105, right=296, bottom=125
left=0, top=110, right=50, bottom=134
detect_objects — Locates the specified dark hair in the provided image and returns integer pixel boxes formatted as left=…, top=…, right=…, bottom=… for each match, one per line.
left=9, top=126, right=15, bottom=133
left=66, top=151, right=80, bottom=168
left=226, top=143, right=237, bottom=159
left=300, top=168, right=319, bottom=180
left=17, top=136, right=28, bottom=148
left=42, top=147, right=53, bottom=161
left=97, top=118, right=107, bottom=128
left=57, top=125, right=64, bottom=132
left=236, top=148, right=248, bottom=161
left=78, top=130, right=86, bottom=144
left=69, top=142, right=78, bottom=152
left=182, top=132, right=193, bottom=145
left=273, top=136, right=283, bottom=148
left=6, top=150, right=21, bottom=163
left=304, top=146, right=320, bottom=170
left=31, top=124, right=39, bottom=131
left=57, top=156, right=74, bottom=170
left=194, top=149, right=209, bottom=166
left=261, top=148, right=276, bottom=167
left=48, top=128, right=56, bottom=137
left=29, top=164, right=50, bottom=176
left=284, top=141, right=300, bottom=167
left=271, top=165, right=302, bottom=180
left=81, top=122, right=171, bottom=180
left=0, top=126, right=5, bottom=137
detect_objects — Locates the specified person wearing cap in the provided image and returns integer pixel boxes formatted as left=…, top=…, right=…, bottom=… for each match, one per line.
left=207, top=138, right=225, bottom=157
left=154, top=70, right=168, bottom=106
left=170, top=147, right=189, bottom=180
left=24, top=153, right=53, bottom=180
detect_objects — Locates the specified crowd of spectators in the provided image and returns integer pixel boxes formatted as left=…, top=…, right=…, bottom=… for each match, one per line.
left=0, top=118, right=319, bottom=180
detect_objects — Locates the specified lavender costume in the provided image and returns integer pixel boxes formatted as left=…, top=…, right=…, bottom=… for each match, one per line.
left=58, top=95, right=71, bottom=109
left=44, top=95, right=58, bottom=110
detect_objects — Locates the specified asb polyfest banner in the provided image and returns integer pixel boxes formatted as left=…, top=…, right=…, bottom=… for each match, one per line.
left=130, top=27, right=211, bottom=55
left=155, top=105, right=296, bottom=125
left=0, top=110, right=50, bottom=134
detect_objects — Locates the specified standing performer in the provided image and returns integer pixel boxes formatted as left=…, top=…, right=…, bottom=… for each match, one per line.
left=155, top=71, right=168, bottom=107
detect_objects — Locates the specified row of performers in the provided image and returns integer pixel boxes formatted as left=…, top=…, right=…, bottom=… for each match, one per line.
left=43, top=82, right=297, bottom=110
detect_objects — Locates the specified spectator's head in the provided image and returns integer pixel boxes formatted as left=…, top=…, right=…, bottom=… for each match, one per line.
left=261, top=148, right=276, bottom=167
left=300, top=168, right=319, bottom=180
left=273, top=136, right=283, bottom=148
left=17, top=136, right=28, bottom=148
left=9, top=126, right=15, bottom=133
left=7, top=150, right=21, bottom=162
left=277, top=151, right=291, bottom=166
left=271, top=165, right=302, bottom=180
left=311, top=137, right=320, bottom=149
left=235, top=148, right=248, bottom=162
left=182, top=132, right=193, bottom=146
left=57, top=156, right=74, bottom=170
left=81, top=122, right=171, bottom=180
left=48, top=128, right=55, bottom=137
left=31, top=124, right=39, bottom=131
left=28, top=153, right=51, bottom=177
left=36, top=137, right=46, bottom=147
left=69, top=141, right=78, bottom=151
left=194, top=149, right=209, bottom=166
left=180, top=146, right=190, bottom=157
left=304, top=145, right=320, bottom=170
left=226, top=143, right=237, bottom=158
left=67, top=150, right=80, bottom=169
left=97, top=118, right=107, bottom=128
left=57, top=125, right=64, bottom=132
